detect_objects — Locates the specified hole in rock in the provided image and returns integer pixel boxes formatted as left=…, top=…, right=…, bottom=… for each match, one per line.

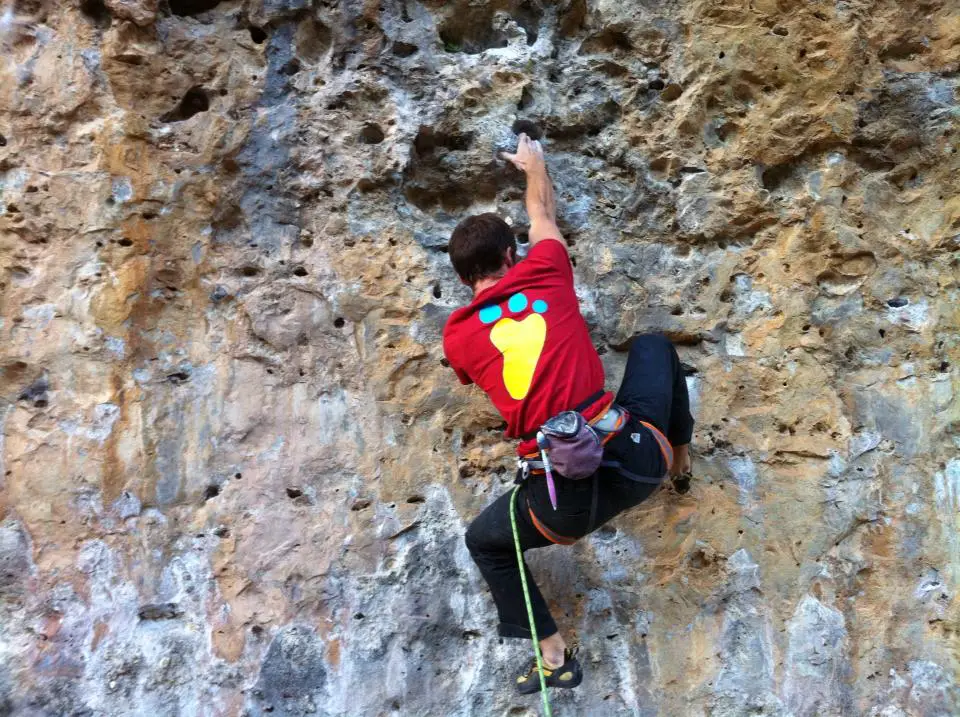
left=406, top=495, right=425, bottom=504
left=161, top=86, right=210, bottom=122
left=204, top=484, right=221, bottom=501
left=333, top=317, right=345, bottom=328
left=648, top=79, right=665, bottom=91
left=80, top=0, right=111, bottom=25
left=440, top=358, right=450, bottom=367
left=234, top=473, right=242, bottom=479
left=292, top=266, right=308, bottom=277
left=286, top=487, right=303, bottom=499
left=167, top=371, right=190, bottom=383
left=517, top=85, right=535, bottom=111
left=879, top=40, right=930, bottom=62
left=773, top=26, right=789, bottom=36
left=249, top=26, right=267, bottom=44
left=118, top=238, right=133, bottom=247
left=543, top=99, right=619, bottom=141
left=581, top=27, right=633, bottom=54
left=360, top=123, right=385, bottom=144
left=239, top=266, right=260, bottom=277
left=354, top=612, right=365, bottom=620
left=169, top=0, right=222, bottom=16
left=886, top=297, right=908, bottom=308
left=392, top=41, right=419, bottom=57
left=761, top=162, right=795, bottom=192
left=718, top=51, right=725, bottom=59
left=438, top=17, right=508, bottom=54
left=511, top=119, right=542, bottom=140
left=432, top=285, right=442, bottom=299
left=0, top=135, right=6, bottom=146
left=878, top=329, right=886, bottom=338
left=939, top=361, right=950, bottom=373
left=280, top=59, right=300, bottom=76
left=413, top=127, right=474, bottom=155
left=660, top=84, right=683, bottom=101
left=514, top=1, right=541, bottom=44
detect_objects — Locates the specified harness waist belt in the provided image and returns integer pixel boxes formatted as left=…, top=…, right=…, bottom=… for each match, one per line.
left=519, top=404, right=626, bottom=474
left=520, top=413, right=673, bottom=483
left=518, top=389, right=606, bottom=442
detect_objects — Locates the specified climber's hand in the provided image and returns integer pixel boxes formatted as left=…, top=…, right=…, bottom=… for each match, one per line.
left=500, top=133, right=546, bottom=175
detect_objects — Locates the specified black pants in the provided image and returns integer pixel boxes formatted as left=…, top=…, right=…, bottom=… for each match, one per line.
left=464, top=334, right=694, bottom=639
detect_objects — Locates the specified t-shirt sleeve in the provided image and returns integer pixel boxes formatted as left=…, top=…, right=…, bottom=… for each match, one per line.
left=452, top=364, right=472, bottom=385
left=442, top=326, right=473, bottom=385
left=523, top=238, right=573, bottom=285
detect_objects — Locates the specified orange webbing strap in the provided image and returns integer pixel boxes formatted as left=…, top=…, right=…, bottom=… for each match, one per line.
left=639, top=420, right=674, bottom=470
left=526, top=495, right=577, bottom=546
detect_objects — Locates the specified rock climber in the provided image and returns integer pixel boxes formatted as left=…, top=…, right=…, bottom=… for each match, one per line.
left=442, top=133, right=695, bottom=694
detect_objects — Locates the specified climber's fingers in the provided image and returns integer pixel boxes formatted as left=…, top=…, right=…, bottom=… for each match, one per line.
left=501, top=133, right=546, bottom=170
left=500, top=150, right=520, bottom=166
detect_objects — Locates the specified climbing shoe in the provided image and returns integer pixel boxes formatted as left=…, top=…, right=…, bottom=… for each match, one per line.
left=515, top=648, right=583, bottom=695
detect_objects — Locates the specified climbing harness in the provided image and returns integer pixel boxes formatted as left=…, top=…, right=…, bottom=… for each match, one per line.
left=520, top=415, right=674, bottom=546
left=510, top=485, right=553, bottom=717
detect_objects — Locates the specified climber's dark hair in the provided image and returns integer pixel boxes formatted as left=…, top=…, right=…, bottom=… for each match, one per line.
left=448, top=213, right=516, bottom=286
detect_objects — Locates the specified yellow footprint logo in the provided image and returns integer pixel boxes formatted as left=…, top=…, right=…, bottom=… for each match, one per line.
left=479, top=293, right=549, bottom=400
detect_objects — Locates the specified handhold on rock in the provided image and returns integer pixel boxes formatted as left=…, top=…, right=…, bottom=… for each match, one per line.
left=511, top=119, right=542, bottom=140
left=18, top=378, right=48, bottom=405
left=137, top=602, right=183, bottom=621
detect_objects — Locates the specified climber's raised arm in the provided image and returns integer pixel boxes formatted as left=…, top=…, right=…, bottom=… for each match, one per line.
left=501, top=133, right=565, bottom=250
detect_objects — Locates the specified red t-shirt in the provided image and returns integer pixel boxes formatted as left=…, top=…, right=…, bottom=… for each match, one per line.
left=443, top=239, right=611, bottom=455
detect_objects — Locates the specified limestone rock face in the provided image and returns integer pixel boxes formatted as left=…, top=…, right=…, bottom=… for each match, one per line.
left=1, top=1, right=958, bottom=715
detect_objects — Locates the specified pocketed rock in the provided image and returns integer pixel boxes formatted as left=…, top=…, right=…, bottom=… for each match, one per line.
left=0, top=1, right=958, bottom=715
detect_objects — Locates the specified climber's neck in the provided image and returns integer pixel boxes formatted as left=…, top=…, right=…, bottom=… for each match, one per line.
left=472, top=272, right=507, bottom=296
left=470, top=250, right=517, bottom=296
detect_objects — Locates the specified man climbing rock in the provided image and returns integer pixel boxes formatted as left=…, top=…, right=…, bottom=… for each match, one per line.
left=442, top=133, right=695, bottom=695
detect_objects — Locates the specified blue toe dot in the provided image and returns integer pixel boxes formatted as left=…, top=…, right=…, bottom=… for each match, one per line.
left=532, top=299, right=548, bottom=313
left=508, top=293, right=528, bottom=313
left=479, top=305, right=502, bottom=324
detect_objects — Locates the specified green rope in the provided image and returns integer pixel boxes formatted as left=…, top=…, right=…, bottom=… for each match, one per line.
left=510, top=485, right=553, bottom=717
